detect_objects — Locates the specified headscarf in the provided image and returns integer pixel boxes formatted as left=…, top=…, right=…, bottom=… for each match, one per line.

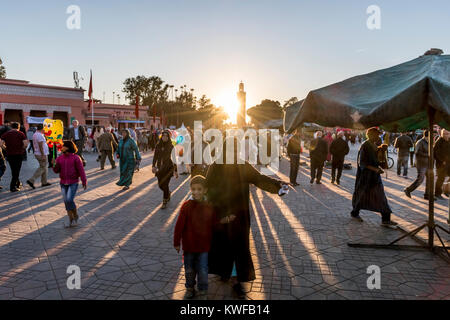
left=120, top=129, right=131, bottom=156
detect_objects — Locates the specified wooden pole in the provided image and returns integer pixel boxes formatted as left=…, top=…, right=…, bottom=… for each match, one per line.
left=427, top=107, right=435, bottom=248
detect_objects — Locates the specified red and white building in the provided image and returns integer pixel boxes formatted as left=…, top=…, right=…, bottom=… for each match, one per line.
left=0, top=78, right=161, bottom=130
left=0, top=78, right=85, bottom=128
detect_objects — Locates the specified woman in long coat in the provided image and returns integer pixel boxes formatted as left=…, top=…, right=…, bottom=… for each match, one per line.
left=152, top=130, right=178, bottom=208
left=116, top=129, right=141, bottom=191
left=206, top=140, right=287, bottom=298
left=351, top=127, right=397, bottom=226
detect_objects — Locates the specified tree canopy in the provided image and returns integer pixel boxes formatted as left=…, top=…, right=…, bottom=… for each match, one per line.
left=247, top=99, right=283, bottom=126
left=0, top=57, right=6, bottom=79
left=122, top=75, right=228, bottom=128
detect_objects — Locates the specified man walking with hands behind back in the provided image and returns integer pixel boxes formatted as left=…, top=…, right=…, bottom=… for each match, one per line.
left=97, top=128, right=118, bottom=170
left=65, top=120, right=87, bottom=166
left=330, top=131, right=350, bottom=185
left=26, top=124, right=51, bottom=189
left=394, top=132, right=413, bottom=178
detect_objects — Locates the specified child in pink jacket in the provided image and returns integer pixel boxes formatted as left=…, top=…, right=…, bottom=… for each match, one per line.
left=53, top=140, right=87, bottom=226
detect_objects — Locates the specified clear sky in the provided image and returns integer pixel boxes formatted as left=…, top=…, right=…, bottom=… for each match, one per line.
left=1, top=0, right=450, bottom=119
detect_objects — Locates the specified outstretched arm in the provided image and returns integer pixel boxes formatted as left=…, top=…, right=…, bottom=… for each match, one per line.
left=246, top=163, right=283, bottom=194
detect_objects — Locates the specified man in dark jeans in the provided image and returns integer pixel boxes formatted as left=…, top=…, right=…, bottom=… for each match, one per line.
left=287, top=130, right=302, bottom=186
left=309, top=131, right=328, bottom=184
left=434, top=129, right=450, bottom=200
left=0, top=122, right=28, bottom=192
left=330, top=131, right=350, bottom=185
left=404, top=131, right=431, bottom=199
left=394, top=132, right=413, bottom=177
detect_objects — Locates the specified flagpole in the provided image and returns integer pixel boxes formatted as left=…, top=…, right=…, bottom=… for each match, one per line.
left=90, top=70, right=94, bottom=129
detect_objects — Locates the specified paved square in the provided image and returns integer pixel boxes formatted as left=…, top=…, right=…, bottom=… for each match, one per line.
left=0, top=144, right=449, bottom=300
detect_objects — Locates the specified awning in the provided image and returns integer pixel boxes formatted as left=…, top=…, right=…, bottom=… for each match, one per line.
left=26, top=116, right=47, bottom=124
left=117, top=120, right=145, bottom=124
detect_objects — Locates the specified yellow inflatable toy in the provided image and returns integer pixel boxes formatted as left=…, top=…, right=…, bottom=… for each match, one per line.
left=43, top=118, right=64, bottom=153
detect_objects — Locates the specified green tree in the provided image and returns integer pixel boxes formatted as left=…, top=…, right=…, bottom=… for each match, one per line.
left=122, top=75, right=169, bottom=115
left=247, top=99, right=283, bottom=126
left=283, top=97, right=298, bottom=110
left=0, top=57, right=6, bottom=79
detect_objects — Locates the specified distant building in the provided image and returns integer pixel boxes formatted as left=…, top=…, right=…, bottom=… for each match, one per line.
left=0, top=78, right=162, bottom=130
left=0, top=78, right=84, bottom=128
left=237, top=81, right=246, bottom=128
left=84, top=102, right=161, bottom=130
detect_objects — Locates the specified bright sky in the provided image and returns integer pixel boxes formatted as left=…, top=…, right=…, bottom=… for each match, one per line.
left=1, top=0, right=450, bottom=121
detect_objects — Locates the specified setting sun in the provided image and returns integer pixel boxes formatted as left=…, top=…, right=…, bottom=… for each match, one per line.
left=214, top=90, right=238, bottom=124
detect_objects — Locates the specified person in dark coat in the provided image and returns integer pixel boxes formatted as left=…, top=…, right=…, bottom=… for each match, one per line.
left=330, top=131, right=350, bottom=185
left=433, top=129, right=450, bottom=199
left=205, top=138, right=288, bottom=299
left=152, top=130, right=178, bottom=208
left=65, top=120, right=87, bottom=166
left=351, top=127, right=398, bottom=227
left=309, top=131, right=328, bottom=184
left=394, top=132, right=413, bottom=177
left=287, top=130, right=301, bottom=186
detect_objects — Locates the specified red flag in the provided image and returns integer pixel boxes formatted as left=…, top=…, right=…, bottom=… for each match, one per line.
left=87, top=70, right=93, bottom=111
left=135, top=95, right=139, bottom=119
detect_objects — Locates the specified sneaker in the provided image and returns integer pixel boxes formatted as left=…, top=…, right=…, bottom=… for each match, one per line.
left=310, top=179, right=314, bottom=184
left=424, top=195, right=437, bottom=201
left=336, top=180, right=340, bottom=185
left=183, top=288, right=195, bottom=299
left=381, top=220, right=398, bottom=227
left=122, top=186, right=130, bottom=191
left=197, top=290, right=208, bottom=300
left=26, top=180, right=35, bottom=189
left=233, top=283, right=246, bottom=300
left=331, top=179, right=335, bottom=184
left=404, top=189, right=411, bottom=198
left=316, top=181, right=322, bottom=185
left=41, top=183, right=51, bottom=187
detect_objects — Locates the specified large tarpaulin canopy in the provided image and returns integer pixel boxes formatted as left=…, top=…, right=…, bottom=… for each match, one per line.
left=284, top=54, right=450, bottom=133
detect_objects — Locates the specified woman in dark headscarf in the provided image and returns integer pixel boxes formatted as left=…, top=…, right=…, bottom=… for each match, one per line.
left=152, top=130, right=178, bottom=208
left=116, top=129, right=141, bottom=191
left=351, top=127, right=398, bottom=227
left=206, top=138, right=288, bottom=299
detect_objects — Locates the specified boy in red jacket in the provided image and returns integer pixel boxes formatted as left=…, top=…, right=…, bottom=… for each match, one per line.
left=173, top=175, right=220, bottom=300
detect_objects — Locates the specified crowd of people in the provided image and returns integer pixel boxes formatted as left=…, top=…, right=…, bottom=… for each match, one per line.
left=0, top=119, right=449, bottom=299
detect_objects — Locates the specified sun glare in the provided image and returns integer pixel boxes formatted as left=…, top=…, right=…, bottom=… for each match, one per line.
left=215, top=91, right=238, bottom=124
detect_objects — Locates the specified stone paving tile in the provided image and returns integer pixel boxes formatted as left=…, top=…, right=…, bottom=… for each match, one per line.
left=0, top=146, right=449, bottom=300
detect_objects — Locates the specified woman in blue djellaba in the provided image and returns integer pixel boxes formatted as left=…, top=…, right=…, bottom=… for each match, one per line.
left=116, top=129, right=141, bottom=190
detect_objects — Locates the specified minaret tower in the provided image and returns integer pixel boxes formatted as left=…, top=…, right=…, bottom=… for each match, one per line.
left=236, top=81, right=246, bottom=128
